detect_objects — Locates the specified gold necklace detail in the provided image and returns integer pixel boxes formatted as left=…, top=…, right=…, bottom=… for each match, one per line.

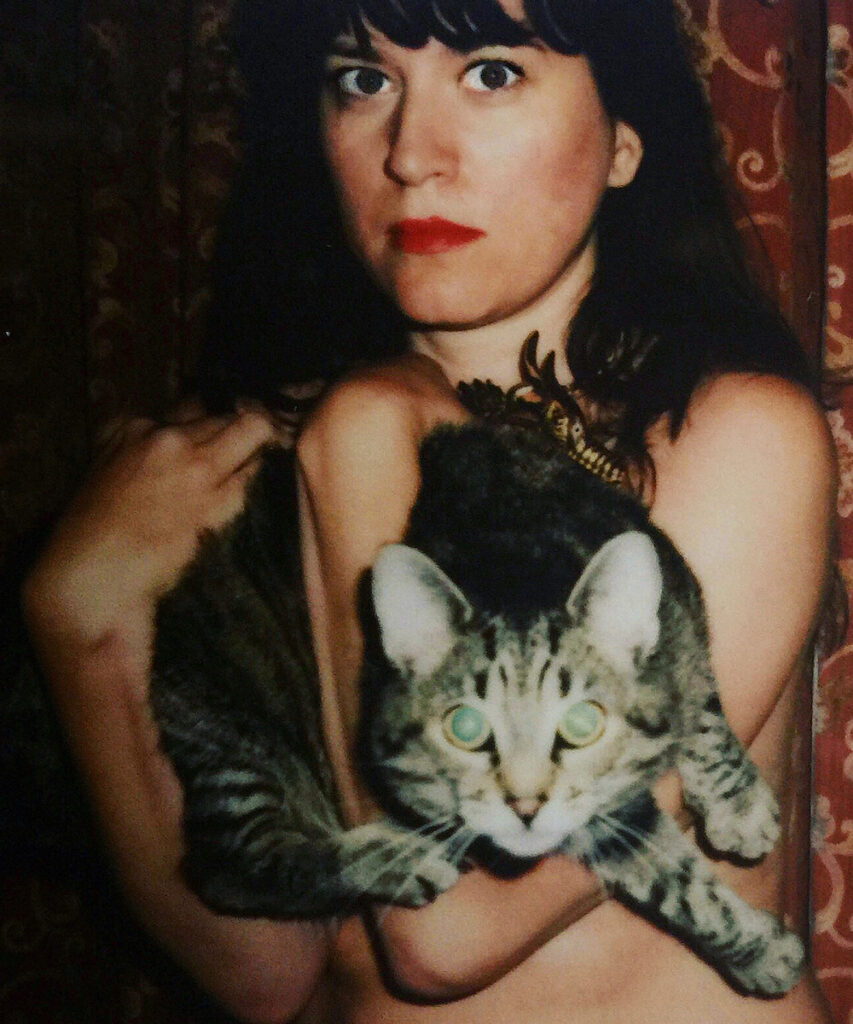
left=541, top=400, right=624, bottom=485
left=455, top=332, right=625, bottom=487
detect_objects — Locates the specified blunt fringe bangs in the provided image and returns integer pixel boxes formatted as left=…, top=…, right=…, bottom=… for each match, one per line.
left=325, top=0, right=536, bottom=52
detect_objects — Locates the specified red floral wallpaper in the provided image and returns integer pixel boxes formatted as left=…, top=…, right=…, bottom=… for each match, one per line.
left=816, top=3, right=853, bottom=1020
left=1, top=1, right=850, bottom=1021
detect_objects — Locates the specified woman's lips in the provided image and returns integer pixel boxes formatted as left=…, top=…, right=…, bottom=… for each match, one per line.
left=389, top=217, right=486, bottom=254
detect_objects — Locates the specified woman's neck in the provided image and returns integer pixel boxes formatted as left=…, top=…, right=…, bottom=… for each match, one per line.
left=408, top=243, right=594, bottom=389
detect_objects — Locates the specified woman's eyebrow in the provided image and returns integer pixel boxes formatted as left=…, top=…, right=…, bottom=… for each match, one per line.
left=467, top=37, right=546, bottom=53
left=327, top=36, right=381, bottom=61
left=326, top=29, right=543, bottom=62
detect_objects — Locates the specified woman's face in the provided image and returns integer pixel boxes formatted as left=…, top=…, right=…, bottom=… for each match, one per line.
left=320, top=7, right=641, bottom=330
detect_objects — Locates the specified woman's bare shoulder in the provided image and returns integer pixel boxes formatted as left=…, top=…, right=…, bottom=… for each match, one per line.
left=297, top=353, right=469, bottom=457
left=649, top=371, right=835, bottom=505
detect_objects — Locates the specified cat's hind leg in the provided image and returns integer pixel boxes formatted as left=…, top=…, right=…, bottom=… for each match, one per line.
left=579, top=792, right=803, bottom=996
left=677, top=692, right=780, bottom=860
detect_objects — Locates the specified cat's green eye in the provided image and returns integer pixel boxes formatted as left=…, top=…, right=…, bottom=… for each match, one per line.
left=442, top=704, right=491, bottom=750
left=558, top=700, right=606, bottom=747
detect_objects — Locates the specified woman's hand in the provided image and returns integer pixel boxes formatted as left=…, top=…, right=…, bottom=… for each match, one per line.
left=23, top=409, right=277, bottom=652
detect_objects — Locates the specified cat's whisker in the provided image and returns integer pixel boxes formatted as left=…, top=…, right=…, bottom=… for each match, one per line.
left=363, top=817, right=460, bottom=922
left=596, top=812, right=675, bottom=876
left=442, top=825, right=478, bottom=867
left=344, top=819, right=450, bottom=889
left=382, top=821, right=468, bottom=917
left=377, top=840, right=448, bottom=923
left=600, top=811, right=678, bottom=868
left=594, top=815, right=663, bottom=879
left=344, top=815, right=456, bottom=911
left=338, top=839, right=430, bottom=919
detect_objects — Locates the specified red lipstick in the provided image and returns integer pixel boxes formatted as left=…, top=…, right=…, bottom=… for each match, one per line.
left=389, top=217, right=486, bottom=255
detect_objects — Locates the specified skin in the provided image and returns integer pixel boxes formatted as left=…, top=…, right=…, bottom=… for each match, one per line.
left=21, top=7, right=836, bottom=1024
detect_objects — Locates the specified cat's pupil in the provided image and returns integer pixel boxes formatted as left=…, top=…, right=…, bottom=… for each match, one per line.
left=444, top=705, right=489, bottom=749
left=559, top=700, right=605, bottom=746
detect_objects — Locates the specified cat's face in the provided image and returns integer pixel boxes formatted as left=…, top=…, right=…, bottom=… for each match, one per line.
left=366, top=534, right=676, bottom=859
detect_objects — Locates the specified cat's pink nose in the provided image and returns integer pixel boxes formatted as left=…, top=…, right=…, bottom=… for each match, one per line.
left=507, top=796, right=544, bottom=826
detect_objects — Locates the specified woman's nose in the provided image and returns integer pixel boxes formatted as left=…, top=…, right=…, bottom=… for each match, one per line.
left=384, top=89, right=458, bottom=186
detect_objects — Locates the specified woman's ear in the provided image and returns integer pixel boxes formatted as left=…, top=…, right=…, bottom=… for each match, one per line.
left=608, top=121, right=643, bottom=188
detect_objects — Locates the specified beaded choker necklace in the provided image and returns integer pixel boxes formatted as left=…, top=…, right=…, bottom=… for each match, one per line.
left=455, top=332, right=625, bottom=487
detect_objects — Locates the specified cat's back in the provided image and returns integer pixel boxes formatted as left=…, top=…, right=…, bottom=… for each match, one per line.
left=151, top=446, right=329, bottom=788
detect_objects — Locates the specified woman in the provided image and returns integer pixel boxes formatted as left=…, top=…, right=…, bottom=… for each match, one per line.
left=22, top=0, right=836, bottom=1022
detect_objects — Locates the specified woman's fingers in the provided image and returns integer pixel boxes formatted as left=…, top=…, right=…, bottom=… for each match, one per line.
left=96, top=402, right=277, bottom=478
left=172, top=414, right=238, bottom=447
left=94, top=415, right=157, bottom=462
left=166, top=397, right=207, bottom=425
left=23, top=403, right=283, bottom=650
left=201, top=410, right=278, bottom=483
left=207, top=459, right=267, bottom=531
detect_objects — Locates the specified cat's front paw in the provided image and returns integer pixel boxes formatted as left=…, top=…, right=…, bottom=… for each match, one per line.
left=338, top=821, right=460, bottom=908
left=725, top=924, right=805, bottom=997
left=702, top=777, right=780, bottom=860
left=390, top=853, right=461, bottom=908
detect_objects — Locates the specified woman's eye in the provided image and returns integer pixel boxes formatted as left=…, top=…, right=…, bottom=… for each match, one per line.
left=558, top=701, right=606, bottom=748
left=463, top=60, right=523, bottom=93
left=334, top=66, right=390, bottom=99
left=442, top=704, right=492, bottom=750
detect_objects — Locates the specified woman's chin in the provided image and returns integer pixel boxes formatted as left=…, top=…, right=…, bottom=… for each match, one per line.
left=395, top=295, right=505, bottom=333
left=382, top=272, right=502, bottom=331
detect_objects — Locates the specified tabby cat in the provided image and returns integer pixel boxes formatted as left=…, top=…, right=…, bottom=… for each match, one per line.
left=150, top=421, right=803, bottom=997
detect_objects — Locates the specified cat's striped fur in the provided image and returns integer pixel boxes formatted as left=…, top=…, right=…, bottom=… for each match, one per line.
left=150, top=423, right=803, bottom=996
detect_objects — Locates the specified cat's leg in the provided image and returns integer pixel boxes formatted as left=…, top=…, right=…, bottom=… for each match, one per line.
left=177, top=755, right=338, bottom=917
left=179, top=754, right=460, bottom=918
left=677, top=692, right=780, bottom=860
left=183, top=828, right=343, bottom=918
left=576, top=793, right=804, bottom=996
left=166, top=717, right=461, bottom=917
left=182, top=816, right=460, bottom=918
left=335, top=818, right=461, bottom=907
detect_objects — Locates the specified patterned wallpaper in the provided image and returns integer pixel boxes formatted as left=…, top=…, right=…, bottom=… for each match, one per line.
left=816, top=2, right=853, bottom=1018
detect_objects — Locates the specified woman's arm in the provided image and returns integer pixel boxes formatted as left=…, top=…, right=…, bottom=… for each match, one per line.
left=22, top=412, right=331, bottom=1024
left=298, top=365, right=836, bottom=1002
left=296, top=360, right=608, bottom=1000
left=646, top=373, right=836, bottom=746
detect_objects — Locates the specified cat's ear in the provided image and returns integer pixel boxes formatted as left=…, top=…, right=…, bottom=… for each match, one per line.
left=566, top=532, right=662, bottom=673
left=371, top=545, right=472, bottom=677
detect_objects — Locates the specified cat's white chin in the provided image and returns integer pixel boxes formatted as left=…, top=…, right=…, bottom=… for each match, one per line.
left=496, top=828, right=569, bottom=859
left=461, top=802, right=574, bottom=858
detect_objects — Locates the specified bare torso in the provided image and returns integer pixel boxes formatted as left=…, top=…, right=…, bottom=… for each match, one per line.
left=294, top=358, right=835, bottom=1024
